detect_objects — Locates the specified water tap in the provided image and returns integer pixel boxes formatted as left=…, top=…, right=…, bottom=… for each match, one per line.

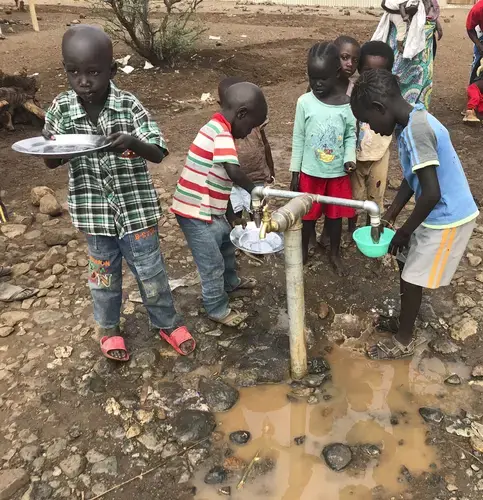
left=252, top=198, right=263, bottom=228
left=259, top=205, right=275, bottom=239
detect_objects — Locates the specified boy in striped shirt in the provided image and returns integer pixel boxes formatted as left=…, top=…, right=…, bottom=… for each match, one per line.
left=172, top=82, right=268, bottom=326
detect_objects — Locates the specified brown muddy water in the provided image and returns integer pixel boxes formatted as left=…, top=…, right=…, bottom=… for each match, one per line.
left=194, top=346, right=474, bottom=499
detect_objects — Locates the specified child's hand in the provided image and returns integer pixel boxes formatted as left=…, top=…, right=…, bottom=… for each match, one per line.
left=42, top=129, right=55, bottom=141
left=344, top=162, right=356, bottom=174
left=290, top=172, right=300, bottom=192
left=107, top=132, right=134, bottom=152
left=388, top=227, right=411, bottom=256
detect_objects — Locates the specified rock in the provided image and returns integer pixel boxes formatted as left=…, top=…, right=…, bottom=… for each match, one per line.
left=136, top=432, right=164, bottom=452
left=455, top=293, right=476, bottom=308
left=91, top=456, right=118, bottom=476
left=125, top=424, right=142, bottom=439
left=361, top=444, right=381, bottom=457
left=131, top=348, right=159, bottom=368
left=204, top=466, right=227, bottom=485
left=471, top=435, right=483, bottom=453
left=45, top=438, right=68, bottom=460
left=290, top=386, right=314, bottom=397
left=36, top=246, right=66, bottom=271
left=294, top=436, right=306, bottom=446
left=19, top=445, right=40, bottom=462
left=11, top=263, right=30, bottom=277
left=32, top=310, right=64, bottom=325
left=318, top=302, right=330, bottom=319
left=0, top=469, right=29, bottom=500
left=429, top=338, right=460, bottom=355
left=444, top=374, right=462, bottom=385
left=308, top=357, right=330, bottom=374
left=199, top=377, right=239, bottom=412
left=22, top=482, right=53, bottom=500
left=52, top=264, right=65, bottom=275
left=43, top=227, right=77, bottom=246
left=218, top=486, right=231, bottom=496
left=60, top=454, right=86, bottom=478
left=1, top=224, right=27, bottom=239
left=451, top=318, right=478, bottom=342
left=1, top=311, right=29, bottom=327
left=322, top=443, right=352, bottom=471
left=38, top=275, right=57, bottom=289
left=301, top=373, right=329, bottom=388
left=31, top=186, right=55, bottom=206
left=419, top=407, right=444, bottom=424
left=229, top=431, right=251, bottom=445
left=473, top=365, right=483, bottom=378
left=77, top=258, right=88, bottom=267
left=467, top=253, right=482, bottom=267
left=39, top=194, right=62, bottom=216
left=172, top=410, right=216, bottom=444
left=223, top=456, right=246, bottom=471
left=0, top=326, right=14, bottom=338
left=476, top=272, right=483, bottom=283
left=86, top=450, right=106, bottom=464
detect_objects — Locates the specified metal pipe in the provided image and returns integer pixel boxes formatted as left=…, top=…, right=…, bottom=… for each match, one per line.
left=284, top=220, right=307, bottom=380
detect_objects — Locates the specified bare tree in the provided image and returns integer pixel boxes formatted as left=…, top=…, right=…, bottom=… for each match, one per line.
left=97, top=0, right=205, bottom=66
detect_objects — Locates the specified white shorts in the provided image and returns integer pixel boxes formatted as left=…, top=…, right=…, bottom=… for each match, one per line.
left=397, top=220, right=476, bottom=289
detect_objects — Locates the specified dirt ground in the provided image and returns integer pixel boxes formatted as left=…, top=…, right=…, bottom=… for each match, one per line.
left=2, top=1, right=483, bottom=500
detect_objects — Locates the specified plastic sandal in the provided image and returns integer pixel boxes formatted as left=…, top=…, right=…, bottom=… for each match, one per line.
left=100, top=336, right=130, bottom=362
left=159, top=326, right=196, bottom=355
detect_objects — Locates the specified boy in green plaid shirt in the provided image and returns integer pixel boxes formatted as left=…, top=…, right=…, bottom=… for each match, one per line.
left=43, top=25, right=196, bottom=361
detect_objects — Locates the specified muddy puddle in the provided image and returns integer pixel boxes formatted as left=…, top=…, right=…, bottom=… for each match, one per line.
left=194, top=346, right=475, bottom=499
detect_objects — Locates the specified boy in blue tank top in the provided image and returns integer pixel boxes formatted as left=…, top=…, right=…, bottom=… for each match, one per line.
left=350, top=68, right=479, bottom=360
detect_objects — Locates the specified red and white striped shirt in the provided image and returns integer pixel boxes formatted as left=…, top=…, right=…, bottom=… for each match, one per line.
left=171, top=113, right=239, bottom=222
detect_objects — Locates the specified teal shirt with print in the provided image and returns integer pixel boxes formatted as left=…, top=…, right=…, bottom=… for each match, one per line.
left=289, top=92, right=357, bottom=178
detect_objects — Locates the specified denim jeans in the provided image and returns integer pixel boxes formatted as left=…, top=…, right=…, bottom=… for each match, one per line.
left=86, top=227, right=181, bottom=330
left=176, top=215, right=240, bottom=319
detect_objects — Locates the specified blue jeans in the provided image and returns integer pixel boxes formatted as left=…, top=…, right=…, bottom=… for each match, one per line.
left=176, top=215, right=240, bottom=319
left=86, top=227, right=181, bottom=330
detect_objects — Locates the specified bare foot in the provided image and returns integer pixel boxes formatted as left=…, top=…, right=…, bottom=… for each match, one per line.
left=161, top=327, right=195, bottom=354
left=329, top=255, right=348, bottom=277
left=318, top=233, right=330, bottom=250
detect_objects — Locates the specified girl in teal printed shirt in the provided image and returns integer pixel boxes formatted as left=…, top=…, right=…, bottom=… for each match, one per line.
left=290, top=42, right=357, bottom=275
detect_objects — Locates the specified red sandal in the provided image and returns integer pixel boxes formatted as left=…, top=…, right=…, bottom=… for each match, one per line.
left=159, top=326, right=196, bottom=355
left=100, top=336, right=130, bottom=362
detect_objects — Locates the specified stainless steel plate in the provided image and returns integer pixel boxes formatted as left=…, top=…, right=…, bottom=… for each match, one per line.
left=11, top=134, right=111, bottom=159
left=230, top=222, right=284, bottom=255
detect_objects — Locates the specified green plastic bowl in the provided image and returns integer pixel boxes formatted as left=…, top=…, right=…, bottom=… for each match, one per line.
left=353, top=226, right=395, bottom=258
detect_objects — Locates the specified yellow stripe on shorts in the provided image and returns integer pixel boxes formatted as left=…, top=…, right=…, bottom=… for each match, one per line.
left=427, top=228, right=456, bottom=289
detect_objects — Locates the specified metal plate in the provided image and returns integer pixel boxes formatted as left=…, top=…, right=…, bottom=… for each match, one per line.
left=230, top=222, right=284, bottom=255
left=11, top=134, right=111, bottom=159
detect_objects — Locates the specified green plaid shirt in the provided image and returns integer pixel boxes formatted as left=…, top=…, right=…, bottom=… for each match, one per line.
left=45, top=83, right=166, bottom=238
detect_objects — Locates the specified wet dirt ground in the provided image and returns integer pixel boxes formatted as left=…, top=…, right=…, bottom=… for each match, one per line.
left=2, top=1, right=483, bottom=500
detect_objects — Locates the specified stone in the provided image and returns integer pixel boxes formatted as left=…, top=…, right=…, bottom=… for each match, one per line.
left=318, top=302, right=330, bottom=319
left=455, top=293, right=476, bottom=308
left=54, top=346, right=73, bottom=359
left=204, top=466, right=227, bottom=485
left=419, top=407, right=444, bottom=424
left=39, top=194, right=62, bottom=216
left=43, top=227, right=77, bottom=247
left=199, top=377, right=239, bottom=413
left=294, top=436, right=306, bottom=446
left=1, top=311, right=29, bottom=327
left=219, top=486, right=231, bottom=496
left=451, top=318, right=478, bottom=342
left=0, top=469, right=29, bottom=500
left=86, top=450, right=106, bottom=464
left=229, top=431, right=251, bottom=445
left=60, top=454, right=86, bottom=478
left=19, top=445, right=40, bottom=462
left=301, top=373, right=329, bottom=388
left=172, top=410, right=216, bottom=444
left=361, top=444, right=381, bottom=457
left=444, top=374, right=462, bottom=385
left=136, top=432, right=164, bottom=452
left=1, top=224, right=27, bottom=239
left=429, top=338, right=460, bottom=355
left=31, top=186, right=55, bottom=206
left=36, top=247, right=66, bottom=271
left=38, top=275, right=57, bottom=289
left=32, top=310, right=64, bottom=325
left=223, top=456, right=246, bottom=471
left=308, top=357, right=330, bottom=374
left=132, top=348, right=159, bottom=368
left=290, top=386, right=314, bottom=397
left=0, top=326, right=14, bottom=338
left=11, top=263, right=30, bottom=277
left=467, top=253, right=482, bottom=267
left=45, top=438, right=68, bottom=460
left=52, top=264, right=65, bottom=275
left=125, top=424, right=142, bottom=439
left=22, top=482, right=53, bottom=500
left=322, top=443, right=352, bottom=471
left=91, top=456, right=118, bottom=476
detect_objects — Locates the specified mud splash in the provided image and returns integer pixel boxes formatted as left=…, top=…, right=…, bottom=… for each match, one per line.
left=194, top=347, right=475, bottom=499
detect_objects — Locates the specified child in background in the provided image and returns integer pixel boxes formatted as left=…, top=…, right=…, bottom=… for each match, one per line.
left=172, top=82, right=268, bottom=327
left=463, top=74, right=483, bottom=123
left=290, top=42, right=357, bottom=275
left=334, top=36, right=361, bottom=95
left=218, top=77, right=275, bottom=218
left=348, top=41, right=395, bottom=235
left=43, top=25, right=196, bottom=361
left=351, top=69, right=478, bottom=360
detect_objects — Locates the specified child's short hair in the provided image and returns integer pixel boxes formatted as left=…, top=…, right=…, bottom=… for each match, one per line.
left=350, top=68, right=400, bottom=111
left=218, top=76, right=245, bottom=103
left=334, top=35, right=360, bottom=49
left=308, top=42, right=340, bottom=69
left=359, top=41, right=395, bottom=72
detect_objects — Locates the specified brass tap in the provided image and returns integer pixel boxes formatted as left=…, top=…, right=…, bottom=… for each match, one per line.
left=259, top=205, right=277, bottom=239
